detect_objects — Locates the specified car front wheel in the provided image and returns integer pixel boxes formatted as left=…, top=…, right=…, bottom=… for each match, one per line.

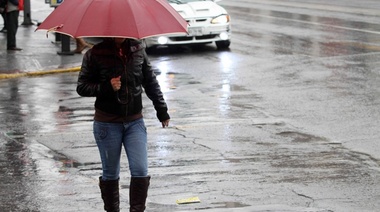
left=216, top=40, right=231, bottom=49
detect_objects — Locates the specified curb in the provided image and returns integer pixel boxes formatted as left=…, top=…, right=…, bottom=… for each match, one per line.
left=0, top=66, right=81, bottom=79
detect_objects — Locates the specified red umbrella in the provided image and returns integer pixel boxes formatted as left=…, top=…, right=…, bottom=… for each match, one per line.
left=36, top=0, right=188, bottom=39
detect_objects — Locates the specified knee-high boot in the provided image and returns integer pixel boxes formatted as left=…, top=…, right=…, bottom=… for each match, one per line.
left=99, top=177, right=120, bottom=212
left=129, top=176, right=150, bottom=212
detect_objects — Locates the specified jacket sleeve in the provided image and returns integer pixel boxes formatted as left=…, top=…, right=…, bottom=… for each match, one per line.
left=76, top=51, right=114, bottom=97
left=141, top=50, right=170, bottom=122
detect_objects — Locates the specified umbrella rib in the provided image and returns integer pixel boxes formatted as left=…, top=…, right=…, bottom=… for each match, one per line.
left=74, top=0, right=97, bottom=38
left=123, top=0, right=140, bottom=39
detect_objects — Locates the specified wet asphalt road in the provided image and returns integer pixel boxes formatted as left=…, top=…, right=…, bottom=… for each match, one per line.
left=1, top=0, right=380, bottom=211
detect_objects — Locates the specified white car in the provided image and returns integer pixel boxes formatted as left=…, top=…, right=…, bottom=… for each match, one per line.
left=145, top=0, right=231, bottom=50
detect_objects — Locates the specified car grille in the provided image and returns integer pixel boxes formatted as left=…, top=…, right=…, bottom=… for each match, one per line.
left=186, top=18, right=208, bottom=23
left=171, top=34, right=217, bottom=41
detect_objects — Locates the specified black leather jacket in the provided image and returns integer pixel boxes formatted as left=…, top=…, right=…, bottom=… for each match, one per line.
left=76, top=38, right=169, bottom=122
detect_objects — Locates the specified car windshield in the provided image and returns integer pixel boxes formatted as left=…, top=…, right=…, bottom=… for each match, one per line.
left=168, top=0, right=212, bottom=4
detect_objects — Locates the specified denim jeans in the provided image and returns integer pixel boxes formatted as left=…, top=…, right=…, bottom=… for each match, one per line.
left=93, top=118, right=148, bottom=180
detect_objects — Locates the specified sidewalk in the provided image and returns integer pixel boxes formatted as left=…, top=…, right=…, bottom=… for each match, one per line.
left=0, top=1, right=84, bottom=78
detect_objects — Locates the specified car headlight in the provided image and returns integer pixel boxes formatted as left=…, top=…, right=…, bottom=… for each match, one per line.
left=211, top=14, right=230, bottom=24
left=157, top=36, right=169, bottom=45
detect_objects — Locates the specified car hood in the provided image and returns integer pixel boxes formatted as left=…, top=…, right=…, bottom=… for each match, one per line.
left=170, top=1, right=227, bottom=19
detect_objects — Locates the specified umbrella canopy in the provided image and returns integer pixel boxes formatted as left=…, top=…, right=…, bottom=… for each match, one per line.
left=36, top=0, right=188, bottom=39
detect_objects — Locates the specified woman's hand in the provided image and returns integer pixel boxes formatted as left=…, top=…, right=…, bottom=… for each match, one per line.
left=161, top=119, right=170, bottom=128
left=110, top=76, right=121, bottom=91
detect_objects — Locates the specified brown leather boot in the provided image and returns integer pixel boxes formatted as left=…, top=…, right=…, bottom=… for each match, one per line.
left=129, top=176, right=150, bottom=212
left=99, top=177, right=120, bottom=212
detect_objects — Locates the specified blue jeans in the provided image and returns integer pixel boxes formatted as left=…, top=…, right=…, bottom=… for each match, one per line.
left=93, top=118, right=148, bottom=180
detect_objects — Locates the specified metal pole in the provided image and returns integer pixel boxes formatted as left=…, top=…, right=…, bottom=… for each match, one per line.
left=57, top=34, right=74, bottom=55
left=21, top=0, right=33, bottom=25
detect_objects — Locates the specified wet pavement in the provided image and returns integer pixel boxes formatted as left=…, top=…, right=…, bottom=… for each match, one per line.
left=1, top=0, right=380, bottom=212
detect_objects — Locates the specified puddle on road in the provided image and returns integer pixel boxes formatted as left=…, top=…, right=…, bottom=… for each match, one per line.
left=3, top=131, right=98, bottom=173
left=148, top=201, right=250, bottom=211
left=205, top=201, right=251, bottom=209
left=320, top=41, right=380, bottom=57
left=276, top=131, right=328, bottom=143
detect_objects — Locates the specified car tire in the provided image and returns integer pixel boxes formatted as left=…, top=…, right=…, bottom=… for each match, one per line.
left=216, top=40, right=231, bottom=49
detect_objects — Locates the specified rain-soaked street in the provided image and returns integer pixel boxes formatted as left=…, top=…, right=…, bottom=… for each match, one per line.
left=1, top=0, right=380, bottom=211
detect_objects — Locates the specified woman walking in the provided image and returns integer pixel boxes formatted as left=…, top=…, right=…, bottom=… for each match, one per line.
left=77, top=37, right=170, bottom=212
